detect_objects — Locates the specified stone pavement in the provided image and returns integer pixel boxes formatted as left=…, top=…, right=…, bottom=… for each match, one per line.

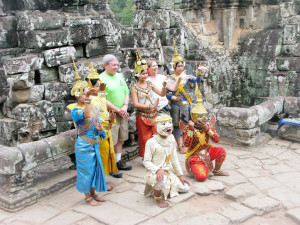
left=0, top=137, right=300, bottom=225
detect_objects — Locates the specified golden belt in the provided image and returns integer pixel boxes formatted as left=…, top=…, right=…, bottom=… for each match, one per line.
left=79, top=136, right=99, bottom=145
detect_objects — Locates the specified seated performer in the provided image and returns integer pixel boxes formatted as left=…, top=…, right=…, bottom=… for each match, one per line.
left=143, top=114, right=190, bottom=208
left=67, top=62, right=107, bottom=206
left=86, top=62, right=121, bottom=188
left=167, top=40, right=206, bottom=154
left=131, top=52, right=167, bottom=158
left=180, top=84, right=229, bottom=182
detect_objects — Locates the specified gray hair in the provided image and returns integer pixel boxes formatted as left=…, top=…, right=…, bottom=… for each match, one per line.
left=103, top=54, right=118, bottom=65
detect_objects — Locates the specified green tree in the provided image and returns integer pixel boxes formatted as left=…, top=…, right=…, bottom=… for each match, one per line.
left=110, top=0, right=136, bottom=26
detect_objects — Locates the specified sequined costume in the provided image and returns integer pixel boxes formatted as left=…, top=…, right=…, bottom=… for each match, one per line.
left=133, top=81, right=158, bottom=158
left=70, top=105, right=107, bottom=193
left=143, top=134, right=188, bottom=199
left=179, top=114, right=226, bottom=182
left=166, top=74, right=201, bottom=139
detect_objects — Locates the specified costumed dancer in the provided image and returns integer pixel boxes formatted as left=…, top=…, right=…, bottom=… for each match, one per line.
left=179, top=84, right=229, bottom=182
left=146, top=58, right=182, bottom=113
left=131, top=52, right=167, bottom=158
left=67, top=61, right=107, bottom=206
left=86, top=62, right=121, bottom=189
left=143, top=114, right=190, bottom=208
left=167, top=40, right=206, bottom=154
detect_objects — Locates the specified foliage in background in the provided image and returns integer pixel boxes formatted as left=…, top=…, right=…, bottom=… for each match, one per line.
left=110, top=0, right=136, bottom=26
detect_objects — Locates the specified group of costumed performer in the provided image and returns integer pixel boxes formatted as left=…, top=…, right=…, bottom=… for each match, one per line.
left=143, top=114, right=190, bottom=208
left=179, top=84, right=229, bottom=182
left=85, top=62, right=119, bottom=190
left=167, top=40, right=207, bottom=154
left=67, top=61, right=108, bottom=206
left=131, top=52, right=168, bottom=158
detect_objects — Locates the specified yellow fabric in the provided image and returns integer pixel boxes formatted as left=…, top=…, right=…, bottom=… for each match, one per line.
left=171, top=74, right=192, bottom=105
left=67, top=103, right=84, bottom=111
left=99, top=128, right=118, bottom=175
left=185, top=131, right=214, bottom=159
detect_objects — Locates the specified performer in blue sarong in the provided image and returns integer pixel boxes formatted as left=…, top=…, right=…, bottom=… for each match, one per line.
left=167, top=40, right=207, bottom=154
left=67, top=60, right=107, bottom=206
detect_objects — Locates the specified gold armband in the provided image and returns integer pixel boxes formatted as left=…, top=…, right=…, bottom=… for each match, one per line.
left=207, top=129, right=214, bottom=137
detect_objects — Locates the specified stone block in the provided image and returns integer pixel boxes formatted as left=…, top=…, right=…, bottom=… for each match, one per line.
left=218, top=202, right=256, bottom=224
left=16, top=0, right=89, bottom=10
left=254, top=5, right=280, bottom=29
left=133, top=10, right=170, bottom=30
left=6, top=72, right=35, bottom=91
left=15, top=10, right=64, bottom=31
left=58, top=57, right=103, bottom=83
left=85, top=35, right=120, bottom=57
left=44, top=82, right=69, bottom=102
left=0, top=145, right=23, bottom=175
left=0, top=16, right=18, bottom=48
left=89, top=19, right=119, bottom=38
left=284, top=96, right=300, bottom=117
left=38, top=65, right=59, bottom=83
left=0, top=118, right=25, bottom=146
left=3, top=54, right=44, bottom=75
left=217, top=107, right=258, bottom=129
left=51, top=101, right=66, bottom=122
left=178, top=212, right=230, bottom=225
left=43, top=46, right=76, bottom=67
left=0, top=68, right=8, bottom=104
left=18, top=29, right=68, bottom=49
left=56, top=121, right=73, bottom=134
left=0, top=48, right=26, bottom=66
left=44, top=130, right=77, bottom=157
left=120, top=27, right=134, bottom=48
left=287, top=207, right=300, bottom=224
left=68, top=25, right=90, bottom=45
left=225, top=183, right=259, bottom=201
left=267, top=186, right=300, bottom=209
left=278, top=123, right=300, bottom=143
left=11, top=85, right=44, bottom=104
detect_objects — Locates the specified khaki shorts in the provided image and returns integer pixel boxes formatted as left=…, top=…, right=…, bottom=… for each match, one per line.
left=111, top=114, right=129, bottom=145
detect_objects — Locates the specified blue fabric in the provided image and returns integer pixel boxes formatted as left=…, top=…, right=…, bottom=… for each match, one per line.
left=166, top=75, right=201, bottom=126
left=173, top=126, right=182, bottom=139
left=71, top=107, right=107, bottom=193
left=278, top=118, right=300, bottom=128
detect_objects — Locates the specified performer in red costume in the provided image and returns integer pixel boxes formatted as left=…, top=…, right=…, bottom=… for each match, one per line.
left=179, top=84, right=229, bottom=182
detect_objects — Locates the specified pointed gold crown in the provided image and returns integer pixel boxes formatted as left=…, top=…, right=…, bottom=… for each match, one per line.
left=172, top=39, right=184, bottom=69
left=86, top=62, right=100, bottom=88
left=190, top=84, right=207, bottom=122
left=70, top=59, right=88, bottom=97
left=153, top=113, right=172, bottom=125
left=134, top=51, right=148, bottom=75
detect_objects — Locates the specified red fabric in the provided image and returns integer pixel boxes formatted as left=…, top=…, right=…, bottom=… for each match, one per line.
left=147, top=68, right=151, bottom=76
left=136, top=116, right=157, bottom=158
left=189, top=147, right=226, bottom=182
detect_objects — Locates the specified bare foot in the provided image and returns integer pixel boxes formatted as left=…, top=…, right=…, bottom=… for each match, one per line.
left=213, top=170, right=230, bottom=176
left=106, top=182, right=114, bottom=191
left=92, top=194, right=107, bottom=202
left=86, top=198, right=101, bottom=206
left=179, top=146, right=186, bottom=154
left=156, top=199, right=172, bottom=208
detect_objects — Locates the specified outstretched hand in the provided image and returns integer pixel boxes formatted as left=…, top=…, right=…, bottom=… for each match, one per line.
left=86, top=88, right=97, bottom=98
left=179, top=175, right=190, bottom=186
left=96, top=122, right=103, bottom=132
left=198, top=63, right=208, bottom=71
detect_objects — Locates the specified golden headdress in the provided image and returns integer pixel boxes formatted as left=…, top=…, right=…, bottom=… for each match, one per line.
left=172, top=39, right=184, bottom=69
left=70, top=59, right=88, bottom=97
left=134, top=51, right=148, bottom=75
left=190, top=84, right=208, bottom=123
left=153, top=113, right=172, bottom=125
left=86, top=62, right=100, bottom=88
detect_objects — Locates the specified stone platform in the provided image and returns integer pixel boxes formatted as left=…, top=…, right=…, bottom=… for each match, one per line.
left=0, top=137, right=300, bottom=225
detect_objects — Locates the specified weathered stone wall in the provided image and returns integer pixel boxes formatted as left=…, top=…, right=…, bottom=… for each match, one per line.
left=0, top=0, right=299, bottom=147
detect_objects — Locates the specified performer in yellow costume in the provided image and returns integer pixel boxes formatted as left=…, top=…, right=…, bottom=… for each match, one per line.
left=86, top=63, right=121, bottom=188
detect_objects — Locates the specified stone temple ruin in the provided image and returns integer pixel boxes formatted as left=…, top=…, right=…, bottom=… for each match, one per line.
left=0, top=0, right=299, bottom=212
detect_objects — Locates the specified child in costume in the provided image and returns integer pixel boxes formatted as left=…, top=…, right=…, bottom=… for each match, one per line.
left=179, top=84, right=229, bottom=182
left=67, top=61, right=107, bottom=206
left=143, top=114, right=190, bottom=208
